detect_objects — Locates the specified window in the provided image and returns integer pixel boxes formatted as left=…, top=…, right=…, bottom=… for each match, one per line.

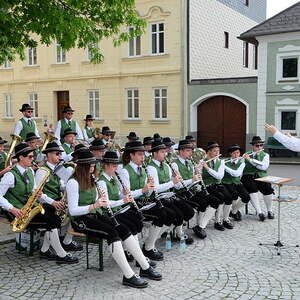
left=88, top=90, right=100, bottom=119
left=253, top=44, right=258, bottom=70
left=86, top=43, right=98, bottom=61
left=281, top=111, right=296, bottom=130
left=3, top=94, right=13, bottom=118
left=244, top=0, right=249, bottom=6
left=126, top=89, right=139, bottom=119
left=154, top=88, right=167, bottom=119
left=28, top=47, right=37, bottom=65
left=282, top=58, right=298, bottom=78
left=2, top=59, right=11, bottom=69
left=243, top=42, right=249, bottom=68
left=128, top=27, right=141, bottom=57
left=224, top=32, right=229, bottom=49
left=56, top=43, right=66, bottom=63
left=151, top=23, right=165, bottom=55
left=28, top=93, right=38, bottom=118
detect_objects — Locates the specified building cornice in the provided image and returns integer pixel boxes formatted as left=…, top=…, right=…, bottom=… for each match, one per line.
left=190, top=76, right=257, bottom=85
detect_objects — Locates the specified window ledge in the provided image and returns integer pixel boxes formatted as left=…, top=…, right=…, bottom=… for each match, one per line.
left=93, top=119, right=104, bottom=123
left=149, top=119, right=170, bottom=123
left=23, top=65, right=40, bottom=69
left=81, top=61, right=92, bottom=65
left=2, top=117, right=14, bottom=121
left=32, top=117, right=42, bottom=121
left=51, top=63, right=70, bottom=67
left=278, top=79, right=299, bottom=83
left=122, top=119, right=142, bottom=123
left=122, top=54, right=170, bottom=62
left=0, top=68, right=13, bottom=71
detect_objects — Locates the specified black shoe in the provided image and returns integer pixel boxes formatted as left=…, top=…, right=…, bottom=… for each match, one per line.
left=230, top=211, right=242, bottom=222
left=62, top=241, right=83, bottom=251
left=39, top=249, right=57, bottom=260
left=171, top=233, right=194, bottom=245
left=56, top=253, right=79, bottom=264
left=193, top=225, right=207, bottom=239
left=223, top=220, right=234, bottom=229
left=140, top=266, right=162, bottom=281
left=122, top=275, right=148, bottom=288
left=258, top=213, right=265, bottom=222
left=125, top=251, right=134, bottom=262
left=136, top=258, right=157, bottom=268
left=214, top=222, right=225, bottom=231
left=142, top=246, right=164, bottom=261
left=160, top=232, right=167, bottom=239
left=267, top=211, right=275, bottom=219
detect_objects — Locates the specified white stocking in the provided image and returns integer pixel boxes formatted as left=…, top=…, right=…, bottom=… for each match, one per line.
left=41, top=231, right=50, bottom=253
left=200, top=206, right=216, bottom=228
left=144, top=225, right=161, bottom=251
left=263, top=194, right=273, bottom=212
left=250, top=192, right=262, bottom=214
left=215, top=204, right=224, bottom=223
left=48, top=229, right=67, bottom=257
left=223, top=204, right=232, bottom=222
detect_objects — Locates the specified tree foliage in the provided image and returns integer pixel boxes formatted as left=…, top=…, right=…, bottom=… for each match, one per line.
left=0, top=0, right=145, bottom=64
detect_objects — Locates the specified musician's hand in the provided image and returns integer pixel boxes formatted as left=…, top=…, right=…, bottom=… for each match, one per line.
left=192, top=174, right=201, bottom=182
left=10, top=207, right=23, bottom=219
left=142, top=181, right=155, bottom=193
left=201, top=162, right=209, bottom=169
left=265, top=124, right=278, bottom=135
left=107, top=142, right=113, bottom=148
left=98, top=198, right=108, bottom=208
left=124, top=195, right=133, bottom=204
left=172, top=175, right=182, bottom=184
left=52, top=200, right=65, bottom=210
left=243, top=154, right=251, bottom=161
left=37, top=191, right=43, bottom=198
left=284, top=132, right=292, bottom=137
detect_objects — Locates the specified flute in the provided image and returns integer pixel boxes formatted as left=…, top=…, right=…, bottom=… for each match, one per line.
left=115, top=171, right=144, bottom=221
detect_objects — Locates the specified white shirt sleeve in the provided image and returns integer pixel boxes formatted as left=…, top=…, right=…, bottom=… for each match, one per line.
left=0, top=172, right=15, bottom=211
left=35, top=168, right=54, bottom=205
left=54, top=121, right=62, bottom=145
left=34, top=121, right=40, bottom=137
left=147, top=165, right=174, bottom=193
left=273, top=131, right=300, bottom=152
left=97, top=180, right=124, bottom=208
left=253, top=154, right=269, bottom=171
left=56, top=166, right=74, bottom=183
left=119, top=168, right=144, bottom=199
left=75, top=122, right=83, bottom=140
left=224, top=162, right=245, bottom=178
left=13, top=120, right=23, bottom=137
left=66, top=179, right=90, bottom=216
left=207, top=160, right=225, bottom=180
left=82, top=129, right=95, bottom=143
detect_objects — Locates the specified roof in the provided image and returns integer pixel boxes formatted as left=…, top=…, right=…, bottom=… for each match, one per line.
left=239, top=1, right=300, bottom=44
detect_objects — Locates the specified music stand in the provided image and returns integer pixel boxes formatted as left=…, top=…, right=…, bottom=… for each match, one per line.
left=255, top=176, right=299, bottom=255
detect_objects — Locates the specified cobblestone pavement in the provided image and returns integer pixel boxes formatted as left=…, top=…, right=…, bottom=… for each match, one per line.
left=0, top=186, right=300, bottom=300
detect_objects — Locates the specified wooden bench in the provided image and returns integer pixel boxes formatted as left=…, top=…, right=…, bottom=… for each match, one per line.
left=69, top=230, right=104, bottom=271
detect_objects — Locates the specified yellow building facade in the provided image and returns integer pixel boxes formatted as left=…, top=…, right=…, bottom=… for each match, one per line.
left=0, top=0, right=185, bottom=143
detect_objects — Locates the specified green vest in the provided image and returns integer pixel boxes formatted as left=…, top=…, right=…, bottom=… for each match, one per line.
left=4, top=166, right=35, bottom=208
left=60, top=119, right=76, bottom=143
left=99, top=174, right=122, bottom=212
left=0, top=151, right=7, bottom=172
left=20, top=118, right=36, bottom=141
left=85, top=127, right=95, bottom=139
left=243, top=151, right=268, bottom=177
left=43, top=163, right=62, bottom=200
left=62, top=143, right=73, bottom=154
left=202, top=158, right=222, bottom=185
left=174, top=159, right=193, bottom=180
left=148, top=161, right=170, bottom=184
left=123, top=164, right=146, bottom=191
left=222, top=160, right=243, bottom=185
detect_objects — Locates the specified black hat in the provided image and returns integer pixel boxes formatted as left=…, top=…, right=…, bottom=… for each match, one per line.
left=13, top=143, right=33, bottom=158
left=90, top=139, right=105, bottom=151
left=206, top=141, right=220, bottom=151
left=62, top=128, right=77, bottom=138
left=250, top=136, right=265, bottom=145
left=101, top=126, right=115, bottom=137
left=62, top=106, right=74, bottom=113
left=228, top=144, right=242, bottom=153
left=84, top=114, right=94, bottom=121
left=0, top=137, right=7, bottom=145
left=153, top=133, right=162, bottom=142
left=124, top=141, right=145, bottom=152
left=143, top=136, right=153, bottom=145
left=102, top=151, right=121, bottom=164
left=19, top=103, right=33, bottom=112
left=176, top=140, right=194, bottom=150
left=76, top=150, right=96, bottom=165
left=150, top=141, right=167, bottom=152
left=185, top=135, right=196, bottom=143
left=25, top=132, right=40, bottom=142
left=127, top=132, right=139, bottom=141
left=162, top=137, right=175, bottom=147
left=71, top=144, right=88, bottom=157
left=42, top=142, right=64, bottom=154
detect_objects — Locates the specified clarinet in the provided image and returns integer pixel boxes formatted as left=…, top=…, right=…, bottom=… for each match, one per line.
left=190, top=159, right=209, bottom=196
left=115, top=172, right=145, bottom=221
left=142, top=163, right=164, bottom=209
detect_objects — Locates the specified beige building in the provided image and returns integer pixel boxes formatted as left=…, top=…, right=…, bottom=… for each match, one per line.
left=0, top=0, right=186, bottom=142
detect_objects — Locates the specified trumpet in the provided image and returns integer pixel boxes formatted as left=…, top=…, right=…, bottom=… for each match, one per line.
left=5, top=134, right=22, bottom=168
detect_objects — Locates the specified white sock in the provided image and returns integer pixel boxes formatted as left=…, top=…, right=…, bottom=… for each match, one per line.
left=223, top=204, right=232, bottom=222
left=197, top=211, right=205, bottom=226
left=48, top=229, right=67, bottom=258
left=175, top=225, right=183, bottom=238
left=63, top=223, right=73, bottom=245
left=215, top=204, right=224, bottom=223
left=133, top=234, right=139, bottom=245
left=200, top=206, right=216, bottom=228
left=110, top=241, right=135, bottom=279
left=232, top=198, right=244, bottom=214
left=41, top=231, right=50, bottom=253
left=250, top=193, right=262, bottom=214
left=144, top=225, right=162, bottom=251
left=263, top=194, right=273, bottom=212
left=123, top=236, right=149, bottom=270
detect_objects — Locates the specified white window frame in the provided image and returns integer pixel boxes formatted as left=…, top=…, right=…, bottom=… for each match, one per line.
left=28, top=92, right=38, bottom=118
left=3, top=93, right=13, bottom=118
left=276, top=52, right=300, bottom=84
left=128, top=27, right=141, bottom=57
left=1, top=59, right=12, bottom=69
left=126, top=88, right=139, bottom=119
left=85, top=43, right=98, bottom=61
left=275, top=106, right=300, bottom=135
left=88, top=89, right=100, bottom=120
left=150, top=22, right=165, bottom=56
left=28, top=47, right=37, bottom=66
left=153, top=87, right=168, bottom=120
left=55, top=43, right=66, bottom=64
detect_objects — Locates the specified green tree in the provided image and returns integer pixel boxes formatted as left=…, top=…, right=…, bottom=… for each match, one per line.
left=0, top=0, right=145, bottom=64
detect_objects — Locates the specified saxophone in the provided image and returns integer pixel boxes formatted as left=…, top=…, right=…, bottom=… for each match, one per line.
left=11, top=167, right=50, bottom=233
left=56, top=191, right=69, bottom=226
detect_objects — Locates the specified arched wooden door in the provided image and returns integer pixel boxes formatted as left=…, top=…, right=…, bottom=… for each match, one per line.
left=197, top=96, right=246, bottom=154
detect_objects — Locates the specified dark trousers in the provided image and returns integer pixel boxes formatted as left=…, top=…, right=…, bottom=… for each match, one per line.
left=223, top=183, right=251, bottom=203
left=115, top=209, right=143, bottom=235
left=241, top=174, right=274, bottom=195
left=206, top=184, right=233, bottom=205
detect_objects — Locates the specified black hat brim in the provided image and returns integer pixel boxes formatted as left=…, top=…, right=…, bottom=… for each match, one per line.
left=102, top=158, right=122, bottom=164
left=228, top=146, right=242, bottom=153
left=124, top=146, right=146, bottom=152
left=0, top=140, right=7, bottom=144
left=25, top=136, right=40, bottom=142
left=150, top=144, right=167, bottom=152
left=90, top=146, right=106, bottom=151
left=76, top=157, right=97, bottom=165
left=13, top=147, right=33, bottom=158
left=250, top=141, right=265, bottom=145
left=42, top=147, right=64, bottom=154
left=62, top=131, right=77, bottom=138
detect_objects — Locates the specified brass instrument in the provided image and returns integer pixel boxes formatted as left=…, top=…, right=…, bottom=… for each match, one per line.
left=93, top=128, right=102, bottom=139
left=40, top=132, right=57, bottom=152
left=106, top=139, right=123, bottom=152
left=5, top=134, right=22, bottom=168
left=56, top=191, right=69, bottom=226
left=11, top=167, right=50, bottom=232
left=192, top=148, right=206, bottom=164
left=190, top=158, right=209, bottom=196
